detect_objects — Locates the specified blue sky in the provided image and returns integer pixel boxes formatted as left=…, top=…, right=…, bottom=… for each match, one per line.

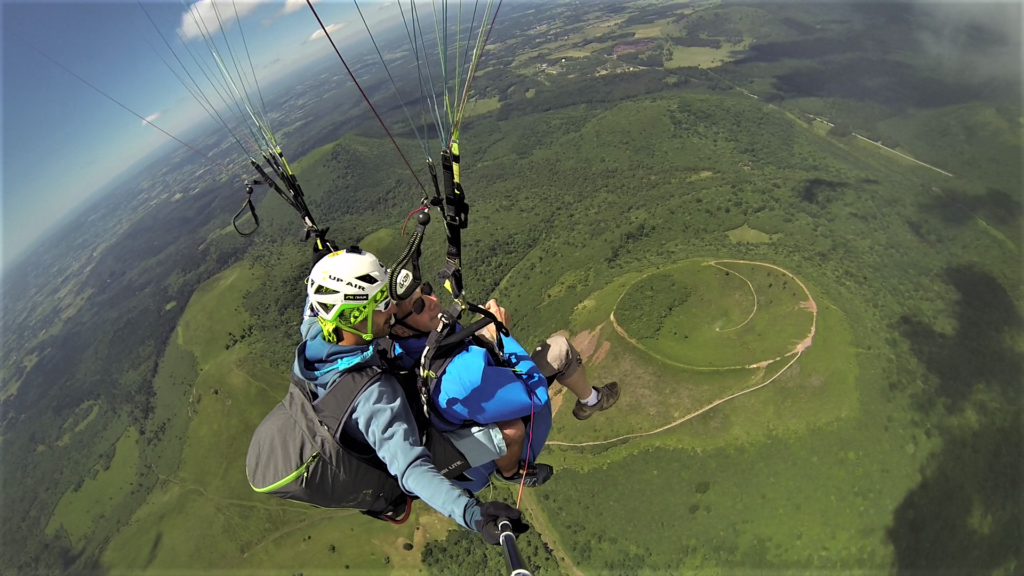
left=2, top=0, right=402, bottom=268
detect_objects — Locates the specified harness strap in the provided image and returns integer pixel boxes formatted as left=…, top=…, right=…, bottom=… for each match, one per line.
left=438, top=302, right=509, bottom=357
left=437, top=146, right=468, bottom=300
left=380, top=496, right=414, bottom=524
left=418, top=306, right=514, bottom=430
left=416, top=305, right=459, bottom=419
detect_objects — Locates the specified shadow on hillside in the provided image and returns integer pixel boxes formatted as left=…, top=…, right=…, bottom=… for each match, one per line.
left=798, top=178, right=848, bottom=205
left=898, top=266, right=1021, bottom=407
left=923, top=187, right=1023, bottom=229
left=771, top=57, right=984, bottom=110
left=890, top=266, right=1022, bottom=573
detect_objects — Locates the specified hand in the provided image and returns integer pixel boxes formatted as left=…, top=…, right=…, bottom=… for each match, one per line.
left=475, top=501, right=529, bottom=545
left=476, top=299, right=509, bottom=344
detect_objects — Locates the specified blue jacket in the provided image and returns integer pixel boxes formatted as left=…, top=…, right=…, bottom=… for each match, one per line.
left=294, top=312, right=481, bottom=531
left=394, top=331, right=550, bottom=430
left=394, top=330, right=553, bottom=493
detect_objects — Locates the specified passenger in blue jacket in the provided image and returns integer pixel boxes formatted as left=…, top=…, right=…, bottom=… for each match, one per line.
left=296, top=243, right=526, bottom=544
left=390, top=281, right=620, bottom=489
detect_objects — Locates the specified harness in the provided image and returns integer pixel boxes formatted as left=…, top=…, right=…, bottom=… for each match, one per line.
left=246, top=343, right=470, bottom=522
left=385, top=332, right=510, bottom=431
left=387, top=146, right=516, bottom=427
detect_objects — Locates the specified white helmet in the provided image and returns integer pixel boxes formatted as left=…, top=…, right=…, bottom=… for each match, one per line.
left=307, top=247, right=392, bottom=340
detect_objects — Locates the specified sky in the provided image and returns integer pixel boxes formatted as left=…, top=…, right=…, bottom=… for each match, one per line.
left=1, top=0, right=403, bottom=269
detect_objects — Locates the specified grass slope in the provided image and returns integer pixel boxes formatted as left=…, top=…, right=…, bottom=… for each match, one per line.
left=46, top=427, right=139, bottom=549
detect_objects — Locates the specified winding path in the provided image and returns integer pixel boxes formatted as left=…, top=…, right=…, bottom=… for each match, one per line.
left=550, top=259, right=817, bottom=448
left=714, top=264, right=757, bottom=332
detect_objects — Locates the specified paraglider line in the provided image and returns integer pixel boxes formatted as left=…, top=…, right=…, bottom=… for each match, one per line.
left=451, top=0, right=501, bottom=141
left=352, top=0, right=429, bottom=160
left=14, top=33, right=235, bottom=176
left=307, top=0, right=425, bottom=193
left=137, top=2, right=255, bottom=157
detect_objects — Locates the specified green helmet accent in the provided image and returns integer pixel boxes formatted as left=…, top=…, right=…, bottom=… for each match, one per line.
left=307, top=248, right=393, bottom=342
left=317, top=285, right=391, bottom=342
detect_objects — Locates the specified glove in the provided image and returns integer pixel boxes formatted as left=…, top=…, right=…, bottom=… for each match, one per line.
left=474, top=501, right=529, bottom=546
left=310, top=228, right=334, bottom=269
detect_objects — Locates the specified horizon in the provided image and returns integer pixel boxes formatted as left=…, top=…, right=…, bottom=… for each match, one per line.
left=1, top=0, right=405, bottom=270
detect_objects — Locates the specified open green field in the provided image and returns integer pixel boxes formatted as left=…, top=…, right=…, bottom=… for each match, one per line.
left=57, top=401, right=100, bottom=446
left=727, top=224, right=780, bottom=244
left=177, top=265, right=258, bottom=370
left=46, top=426, right=138, bottom=549
left=615, top=260, right=815, bottom=368
left=0, top=353, right=38, bottom=400
left=533, top=277, right=918, bottom=574
left=545, top=262, right=854, bottom=451
left=665, top=43, right=747, bottom=69
left=462, top=96, right=501, bottom=118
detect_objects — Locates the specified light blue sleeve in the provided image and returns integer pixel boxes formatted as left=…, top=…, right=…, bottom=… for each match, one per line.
left=348, top=376, right=482, bottom=531
left=300, top=298, right=320, bottom=340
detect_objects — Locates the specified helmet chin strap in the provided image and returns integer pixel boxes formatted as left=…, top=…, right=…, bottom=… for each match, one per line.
left=338, top=323, right=375, bottom=342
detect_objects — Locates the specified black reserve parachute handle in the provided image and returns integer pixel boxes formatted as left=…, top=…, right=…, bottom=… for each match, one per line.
left=498, top=519, right=532, bottom=576
left=232, top=181, right=260, bottom=236
left=389, top=210, right=431, bottom=302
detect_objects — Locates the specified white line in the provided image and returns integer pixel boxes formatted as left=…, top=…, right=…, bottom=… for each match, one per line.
left=851, top=133, right=954, bottom=177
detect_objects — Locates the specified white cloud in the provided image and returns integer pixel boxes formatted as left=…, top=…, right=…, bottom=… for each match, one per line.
left=307, top=22, right=348, bottom=42
left=282, top=0, right=321, bottom=16
left=380, top=1, right=393, bottom=8
left=179, top=0, right=264, bottom=41
left=142, top=111, right=163, bottom=126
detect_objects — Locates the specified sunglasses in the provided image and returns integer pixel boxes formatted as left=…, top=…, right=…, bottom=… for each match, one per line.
left=394, top=282, right=433, bottom=325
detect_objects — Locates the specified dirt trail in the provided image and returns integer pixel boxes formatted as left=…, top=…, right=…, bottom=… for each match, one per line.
left=554, top=259, right=816, bottom=448
left=609, top=260, right=816, bottom=371
left=548, top=353, right=800, bottom=447
left=713, top=264, right=756, bottom=332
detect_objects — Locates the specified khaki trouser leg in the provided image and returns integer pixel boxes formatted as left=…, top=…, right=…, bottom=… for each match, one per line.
left=531, top=335, right=591, bottom=400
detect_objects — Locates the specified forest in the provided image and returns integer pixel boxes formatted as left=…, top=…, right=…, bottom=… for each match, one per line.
left=614, top=273, right=693, bottom=341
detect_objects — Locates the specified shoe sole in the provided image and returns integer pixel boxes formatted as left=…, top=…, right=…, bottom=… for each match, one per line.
left=490, top=466, right=553, bottom=487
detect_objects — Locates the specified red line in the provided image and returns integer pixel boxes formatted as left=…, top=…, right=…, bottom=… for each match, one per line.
left=515, top=400, right=535, bottom=509
left=401, top=205, right=427, bottom=236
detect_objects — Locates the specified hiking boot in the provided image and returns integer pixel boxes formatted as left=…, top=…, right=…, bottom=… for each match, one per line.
left=572, top=382, right=620, bottom=421
left=491, top=463, right=554, bottom=487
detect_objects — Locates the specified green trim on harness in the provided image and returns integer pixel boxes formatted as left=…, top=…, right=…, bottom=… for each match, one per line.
left=251, top=452, right=319, bottom=493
